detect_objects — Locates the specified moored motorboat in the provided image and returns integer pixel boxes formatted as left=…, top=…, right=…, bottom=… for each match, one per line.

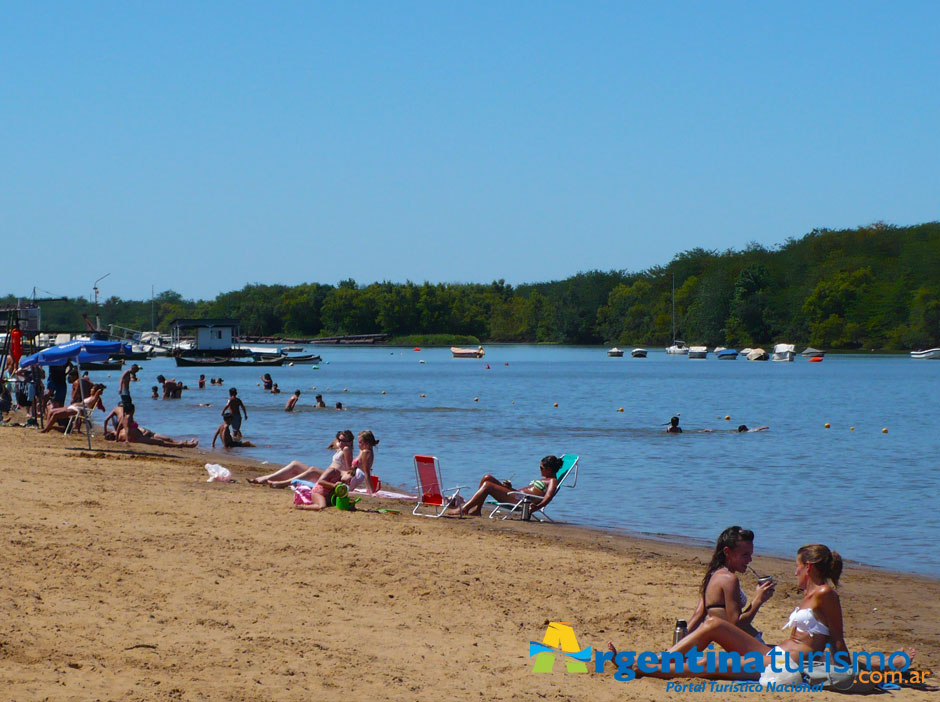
left=451, top=346, right=485, bottom=359
left=716, top=348, right=738, bottom=360
left=911, top=348, right=940, bottom=359
left=631, top=348, right=648, bottom=358
left=772, top=343, right=796, bottom=362
left=746, top=348, right=769, bottom=361
left=175, top=355, right=286, bottom=367
left=607, top=347, right=624, bottom=357
left=688, top=345, right=708, bottom=359
left=666, top=340, right=688, bottom=355
left=801, top=347, right=826, bottom=357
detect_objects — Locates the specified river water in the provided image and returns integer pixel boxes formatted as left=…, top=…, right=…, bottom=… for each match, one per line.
left=95, top=345, right=940, bottom=577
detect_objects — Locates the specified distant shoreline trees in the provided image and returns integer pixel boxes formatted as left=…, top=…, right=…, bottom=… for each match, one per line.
left=5, top=221, right=938, bottom=350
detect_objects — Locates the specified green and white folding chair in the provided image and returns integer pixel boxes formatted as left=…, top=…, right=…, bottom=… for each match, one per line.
left=488, top=454, right=579, bottom=522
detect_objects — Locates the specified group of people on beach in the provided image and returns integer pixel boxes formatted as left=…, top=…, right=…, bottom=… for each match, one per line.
left=248, top=428, right=380, bottom=510
left=605, top=526, right=916, bottom=684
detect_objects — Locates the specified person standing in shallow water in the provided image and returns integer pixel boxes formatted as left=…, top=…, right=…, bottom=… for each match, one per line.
left=285, top=390, right=301, bottom=412
left=221, top=388, right=247, bottom=440
left=665, top=416, right=683, bottom=433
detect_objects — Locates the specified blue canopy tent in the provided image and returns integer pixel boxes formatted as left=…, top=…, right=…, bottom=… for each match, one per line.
left=19, top=340, right=133, bottom=447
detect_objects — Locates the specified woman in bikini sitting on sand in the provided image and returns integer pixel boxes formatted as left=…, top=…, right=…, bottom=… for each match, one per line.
left=685, top=526, right=775, bottom=641
left=609, top=543, right=914, bottom=682
left=346, top=430, right=379, bottom=495
left=449, top=455, right=562, bottom=517
left=248, top=430, right=353, bottom=486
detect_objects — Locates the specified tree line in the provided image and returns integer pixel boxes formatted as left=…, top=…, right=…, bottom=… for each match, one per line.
left=5, top=221, right=939, bottom=350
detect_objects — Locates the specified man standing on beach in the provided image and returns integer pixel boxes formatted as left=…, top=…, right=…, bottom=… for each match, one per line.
left=119, top=364, right=140, bottom=407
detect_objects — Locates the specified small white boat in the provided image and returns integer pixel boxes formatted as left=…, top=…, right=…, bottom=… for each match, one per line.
left=772, top=343, right=796, bottom=362
left=451, top=346, right=485, bottom=359
left=716, top=348, right=738, bottom=360
left=631, top=348, right=648, bottom=358
left=746, top=348, right=769, bottom=361
left=666, top=340, right=688, bottom=355
left=801, top=347, right=826, bottom=357
left=607, top=347, right=624, bottom=357
left=688, top=345, right=709, bottom=359
left=911, top=348, right=940, bottom=360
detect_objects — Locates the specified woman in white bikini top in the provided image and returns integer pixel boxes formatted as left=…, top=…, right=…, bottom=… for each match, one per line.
left=624, top=544, right=850, bottom=680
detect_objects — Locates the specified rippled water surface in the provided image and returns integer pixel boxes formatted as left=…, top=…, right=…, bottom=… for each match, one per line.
left=102, top=346, right=940, bottom=577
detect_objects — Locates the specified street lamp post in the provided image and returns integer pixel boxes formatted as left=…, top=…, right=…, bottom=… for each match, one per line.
left=92, top=273, right=110, bottom=331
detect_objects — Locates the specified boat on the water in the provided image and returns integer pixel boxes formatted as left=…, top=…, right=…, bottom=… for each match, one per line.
left=911, top=348, right=940, bottom=360
left=82, top=360, right=124, bottom=371
left=716, top=348, right=738, bottom=360
left=451, top=346, right=485, bottom=359
left=666, top=340, right=688, bottom=355
left=175, top=355, right=286, bottom=367
left=688, top=345, right=708, bottom=359
left=772, top=343, right=796, bottom=362
left=801, top=347, right=826, bottom=357
left=607, top=347, right=624, bottom=357
left=277, top=354, right=322, bottom=363
left=631, top=348, right=648, bottom=358
left=665, top=274, right=688, bottom=355
left=746, top=348, right=769, bottom=361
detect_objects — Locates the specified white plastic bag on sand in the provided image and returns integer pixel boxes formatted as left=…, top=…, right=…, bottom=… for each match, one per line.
left=205, top=463, right=233, bottom=482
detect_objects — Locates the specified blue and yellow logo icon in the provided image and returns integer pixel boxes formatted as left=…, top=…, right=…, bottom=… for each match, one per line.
left=529, top=622, right=592, bottom=673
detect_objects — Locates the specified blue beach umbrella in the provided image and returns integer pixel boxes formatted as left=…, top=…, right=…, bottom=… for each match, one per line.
left=19, top=339, right=132, bottom=448
left=18, top=340, right=132, bottom=368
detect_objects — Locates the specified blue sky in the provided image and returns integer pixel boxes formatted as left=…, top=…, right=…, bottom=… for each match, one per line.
left=2, top=1, right=938, bottom=302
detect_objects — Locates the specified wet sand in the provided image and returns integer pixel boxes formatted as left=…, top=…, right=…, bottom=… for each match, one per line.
left=1, top=426, right=937, bottom=701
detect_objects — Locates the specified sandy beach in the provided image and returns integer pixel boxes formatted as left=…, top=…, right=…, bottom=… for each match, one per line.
left=1, top=425, right=937, bottom=701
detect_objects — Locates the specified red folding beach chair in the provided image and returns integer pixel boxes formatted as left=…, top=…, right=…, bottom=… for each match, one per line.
left=412, top=455, right=466, bottom=518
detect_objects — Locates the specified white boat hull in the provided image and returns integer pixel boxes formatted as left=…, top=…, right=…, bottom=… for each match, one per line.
left=688, top=346, right=708, bottom=359
left=631, top=348, right=647, bottom=358
left=911, top=348, right=940, bottom=359
left=772, top=343, right=796, bottom=362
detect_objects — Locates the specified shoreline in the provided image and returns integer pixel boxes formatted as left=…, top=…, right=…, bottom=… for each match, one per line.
left=2, top=427, right=938, bottom=700
left=13, top=410, right=940, bottom=584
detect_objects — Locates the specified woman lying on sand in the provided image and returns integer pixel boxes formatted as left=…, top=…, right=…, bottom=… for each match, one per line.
left=113, top=404, right=199, bottom=448
left=685, top=526, right=775, bottom=640
left=293, top=463, right=354, bottom=511
left=248, top=430, right=353, bottom=486
left=609, top=543, right=914, bottom=682
left=449, top=455, right=562, bottom=517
